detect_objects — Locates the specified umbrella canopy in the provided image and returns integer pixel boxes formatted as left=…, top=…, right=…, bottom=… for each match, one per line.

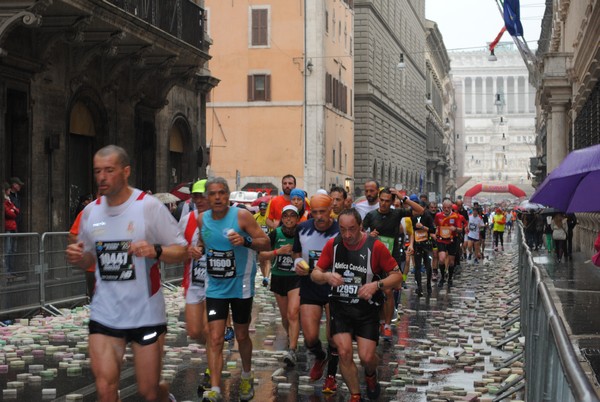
left=153, top=192, right=180, bottom=204
left=251, top=195, right=273, bottom=207
left=517, top=200, right=544, bottom=211
left=169, top=182, right=192, bottom=201
left=531, top=144, right=600, bottom=213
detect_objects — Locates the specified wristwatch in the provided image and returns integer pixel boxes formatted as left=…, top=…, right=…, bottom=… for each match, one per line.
left=154, top=244, right=163, bottom=260
left=377, top=280, right=384, bottom=290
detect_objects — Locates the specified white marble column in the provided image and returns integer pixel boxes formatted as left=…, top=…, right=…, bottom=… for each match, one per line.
left=493, top=77, right=498, bottom=113
left=503, top=77, right=508, bottom=113
left=514, top=77, right=519, bottom=113
left=471, top=77, right=476, bottom=114
left=549, top=101, right=568, bottom=171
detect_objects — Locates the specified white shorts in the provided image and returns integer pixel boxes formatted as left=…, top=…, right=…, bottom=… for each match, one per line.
left=186, top=284, right=206, bottom=304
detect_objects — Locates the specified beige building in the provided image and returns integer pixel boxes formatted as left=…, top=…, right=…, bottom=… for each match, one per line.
left=205, top=0, right=354, bottom=195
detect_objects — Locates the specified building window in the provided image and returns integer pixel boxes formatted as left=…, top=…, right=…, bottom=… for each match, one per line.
left=247, top=74, right=271, bottom=101
left=333, top=149, right=336, bottom=169
left=250, top=7, right=269, bottom=47
left=339, top=142, right=342, bottom=169
left=325, top=10, right=329, bottom=33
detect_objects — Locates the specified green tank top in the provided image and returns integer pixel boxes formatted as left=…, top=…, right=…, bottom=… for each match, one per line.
left=271, top=227, right=297, bottom=277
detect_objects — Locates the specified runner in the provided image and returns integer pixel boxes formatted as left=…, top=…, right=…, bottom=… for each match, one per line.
left=362, top=189, right=422, bottom=339
left=259, top=205, right=301, bottom=367
left=412, top=203, right=436, bottom=296
left=196, top=177, right=270, bottom=402
left=65, top=145, right=187, bottom=402
left=266, top=174, right=296, bottom=229
left=353, top=180, right=380, bottom=219
left=179, top=179, right=213, bottom=396
left=293, top=193, right=340, bottom=394
left=254, top=201, right=271, bottom=287
left=311, top=208, right=403, bottom=402
left=329, top=186, right=347, bottom=220
left=434, top=199, right=462, bottom=288
left=465, top=207, right=484, bottom=264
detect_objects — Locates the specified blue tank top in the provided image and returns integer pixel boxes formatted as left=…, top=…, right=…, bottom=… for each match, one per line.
left=202, top=207, right=256, bottom=299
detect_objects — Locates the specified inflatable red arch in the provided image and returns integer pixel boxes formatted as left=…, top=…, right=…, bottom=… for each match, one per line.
left=463, top=183, right=527, bottom=206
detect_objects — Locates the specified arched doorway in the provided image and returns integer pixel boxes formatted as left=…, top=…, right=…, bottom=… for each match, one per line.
left=68, top=99, right=104, bottom=222
left=168, top=116, right=192, bottom=189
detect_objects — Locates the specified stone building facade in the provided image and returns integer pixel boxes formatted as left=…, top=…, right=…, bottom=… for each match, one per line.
left=425, top=19, right=456, bottom=202
left=353, top=0, right=427, bottom=195
left=451, top=45, right=537, bottom=203
left=0, top=0, right=215, bottom=233
left=532, top=0, right=600, bottom=256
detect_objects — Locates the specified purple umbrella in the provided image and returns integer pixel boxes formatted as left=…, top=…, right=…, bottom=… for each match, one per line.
left=530, top=144, right=600, bottom=212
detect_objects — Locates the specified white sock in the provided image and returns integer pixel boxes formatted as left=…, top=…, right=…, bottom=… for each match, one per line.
left=241, top=370, right=251, bottom=379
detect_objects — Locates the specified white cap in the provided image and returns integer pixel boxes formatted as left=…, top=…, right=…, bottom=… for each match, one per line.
left=316, top=189, right=328, bottom=195
left=282, top=205, right=299, bottom=215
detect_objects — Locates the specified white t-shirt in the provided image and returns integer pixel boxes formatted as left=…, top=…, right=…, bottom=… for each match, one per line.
left=467, top=215, right=484, bottom=240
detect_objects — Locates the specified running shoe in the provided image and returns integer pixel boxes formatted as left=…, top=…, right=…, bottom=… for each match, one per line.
left=349, top=394, right=364, bottom=402
left=168, top=393, right=176, bottom=402
left=224, top=326, right=235, bottom=342
left=239, top=374, right=255, bottom=401
left=309, top=353, right=329, bottom=381
left=382, top=326, right=393, bottom=340
left=197, top=368, right=211, bottom=397
left=365, top=371, right=381, bottom=399
left=202, top=390, right=223, bottom=402
left=322, top=375, right=337, bottom=393
left=282, top=349, right=297, bottom=367
left=262, top=277, right=269, bottom=287
left=447, top=278, right=453, bottom=287
left=437, top=278, right=445, bottom=288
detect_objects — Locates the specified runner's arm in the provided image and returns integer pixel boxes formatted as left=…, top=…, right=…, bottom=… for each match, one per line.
left=239, top=209, right=270, bottom=251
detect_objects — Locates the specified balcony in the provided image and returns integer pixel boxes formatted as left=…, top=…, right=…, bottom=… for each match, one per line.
left=106, top=0, right=204, bottom=50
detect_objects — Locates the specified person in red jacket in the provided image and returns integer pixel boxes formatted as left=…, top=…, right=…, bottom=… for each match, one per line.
left=434, top=199, right=462, bottom=288
left=4, top=182, right=20, bottom=276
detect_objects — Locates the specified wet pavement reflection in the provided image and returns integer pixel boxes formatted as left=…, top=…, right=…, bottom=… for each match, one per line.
left=1, top=235, right=528, bottom=401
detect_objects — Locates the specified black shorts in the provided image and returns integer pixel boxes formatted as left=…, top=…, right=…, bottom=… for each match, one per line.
left=299, top=276, right=330, bottom=305
left=88, top=320, right=166, bottom=346
left=437, top=241, right=458, bottom=255
left=205, top=297, right=253, bottom=324
left=270, top=275, right=300, bottom=297
left=479, top=230, right=486, bottom=240
left=329, top=301, right=379, bottom=342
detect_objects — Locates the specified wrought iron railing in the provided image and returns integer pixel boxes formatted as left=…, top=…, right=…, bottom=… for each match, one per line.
left=574, top=80, right=600, bottom=150
left=105, top=0, right=204, bottom=49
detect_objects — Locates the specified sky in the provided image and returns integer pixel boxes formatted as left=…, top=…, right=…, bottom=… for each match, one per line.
left=425, top=0, right=545, bottom=52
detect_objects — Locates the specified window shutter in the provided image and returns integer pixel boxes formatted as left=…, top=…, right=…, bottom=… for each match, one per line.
left=259, top=9, right=268, bottom=45
left=251, top=10, right=259, bottom=46
left=247, top=75, right=254, bottom=101
left=326, top=73, right=331, bottom=103
left=265, top=74, right=271, bottom=101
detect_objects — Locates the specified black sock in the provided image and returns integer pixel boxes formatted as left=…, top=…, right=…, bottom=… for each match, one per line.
left=306, top=339, right=326, bottom=360
left=327, top=345, right=338, bottom=376
left=448, top=265, right=454, bottom=280
left=439, top=264, right=445, bottom=280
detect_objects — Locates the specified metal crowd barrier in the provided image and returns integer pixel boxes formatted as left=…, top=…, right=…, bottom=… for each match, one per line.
left=1, top=232, right=184, bottom=318
left=517, top=223, right=599, bottom=401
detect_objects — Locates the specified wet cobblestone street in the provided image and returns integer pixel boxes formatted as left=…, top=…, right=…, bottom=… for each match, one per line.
left=0, top=236, right=526, bottom=401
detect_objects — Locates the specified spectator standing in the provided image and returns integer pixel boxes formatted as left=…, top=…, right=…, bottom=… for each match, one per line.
left=4, top=182, right=19, bottom=276
left=566, top=213, right=578, bottom=260
left=551, top=213, right=568, bottom=263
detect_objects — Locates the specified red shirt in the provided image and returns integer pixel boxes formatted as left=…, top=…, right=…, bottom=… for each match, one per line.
left=267, top=195, right=291, bottom=222
left=316, top=233, right=398, bottom=276
left=434, top=211, right=461, bottom=244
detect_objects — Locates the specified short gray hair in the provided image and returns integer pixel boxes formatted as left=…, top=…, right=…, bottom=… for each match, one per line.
left=95, top=145, right=130, bottom=168
left=206, top=177, right=230, bottom=193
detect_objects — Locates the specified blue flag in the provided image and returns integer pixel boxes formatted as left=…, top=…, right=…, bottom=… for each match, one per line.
left=504, top=0, right=524, bottom=36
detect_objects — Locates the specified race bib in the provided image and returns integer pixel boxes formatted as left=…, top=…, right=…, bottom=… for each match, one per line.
left=260, top=225, right=269, bottom=234
left=96, top=240, right=135, bottom=281
left=206, top=249, right=236, bottom=278
left=378, top=236, right=395, bottom=253
left=192, top=256, right=206, bottom=287
left=415, top=229, right=429, bottom=243
left=276, top=254, right=294, bottom=272
left=332, top=276, right=362, bottom=303
left=308, top=250, right=322, bottom=272
left=469, top=222, right=478, bottom=231
left=439, top=226, right=452, bottom=239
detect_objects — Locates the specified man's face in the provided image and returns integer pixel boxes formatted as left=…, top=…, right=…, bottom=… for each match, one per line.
left=339, top=214, right=363, bottom=247
left=259, top=207, right=266, bottom=216
left=281, top=210, right=299, bottom=228
left=364, top=182, right=378, bottom=204
left=378, top=192, right=393, bottom=214
left=344, top=196, right=353, bottom=209
left=282, top=178, right=295, bottom=196
left=93, top=154, right=130, bottom=198
left=330, top=191, right=345, bottom=214
left=311, top=205, right=332, bottom=231
left=206, top=183, right=230, bottom=213
left=192, top=193, right=209, bottom=213
left=291, top=196, right=304, bottom=211
left=442, top=203, right=452, bottom=216
left=11, top=183, right=21, bottom=192
left=429, top=202, right=437, bottom=213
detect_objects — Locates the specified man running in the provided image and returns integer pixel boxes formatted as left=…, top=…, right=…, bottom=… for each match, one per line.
left=196, top=177, right=270, bottom=402
left=362, top=188, right=422, bottom=338
left=179, top=179, right=213, bottom=395
left=353, top=180, right=380, bottom=219
left=329, top=186, right=347, bottom=220
left=434, top=199, right=462, bottom=288
left=266, top=174, right=296, bottom=229
left=65, top=145, right=187, bottom=402
left=293, top=194, right=340, bottom=394
left=311, top=208, right=403, bottom=402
